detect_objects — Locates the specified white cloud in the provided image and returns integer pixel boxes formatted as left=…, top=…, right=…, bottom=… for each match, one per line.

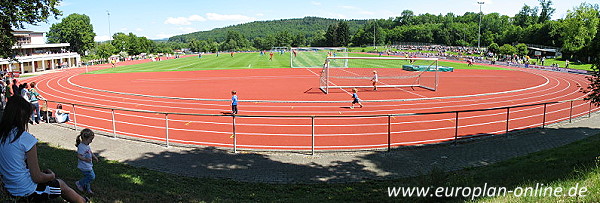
left=135, top=28, right=144, bottom=32
left=310, top=1, right=321, bottom=6
left=206, top=13, right=256, bottom=22
left=95, top=35, right=111, bottom=42
left=188, top=15, right=206, bottom=22
left=165, top=17, right=191, bottom=25
left=256, top=13, right=264, bottom=17
left=164, top=15, right=206, bottom=25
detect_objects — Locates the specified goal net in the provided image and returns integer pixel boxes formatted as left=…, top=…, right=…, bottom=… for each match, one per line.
left=290, top=47, right=348, bottom=68
left=319, top=57, right=440, bottom=94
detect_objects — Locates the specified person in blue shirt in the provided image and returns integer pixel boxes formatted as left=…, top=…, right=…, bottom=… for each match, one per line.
left=350, top=88, right=363, bottom=109
left=28, top=82, right=44, bottom=124
left=231, top=90, right=238, bottom=114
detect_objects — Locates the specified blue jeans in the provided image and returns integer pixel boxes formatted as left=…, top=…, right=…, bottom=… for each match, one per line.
left=31, top=102, right=41, bottom=123
left=79, top=169, right=95, bottom=190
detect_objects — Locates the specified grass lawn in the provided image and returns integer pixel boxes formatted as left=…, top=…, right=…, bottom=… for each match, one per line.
left=540, top=58, right=594, bottom=71
left=88, top=52, right=508, bottom=75
left=89, top=52, right=291, bottom=74
left=2, top=132, right=595, bottom=202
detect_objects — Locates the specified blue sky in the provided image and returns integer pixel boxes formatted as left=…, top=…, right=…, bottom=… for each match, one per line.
left=23, top=0, right=595, bottom=41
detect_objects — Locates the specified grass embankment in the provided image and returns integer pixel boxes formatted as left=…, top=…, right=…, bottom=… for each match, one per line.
left=1, top=133, right=595, bottom=202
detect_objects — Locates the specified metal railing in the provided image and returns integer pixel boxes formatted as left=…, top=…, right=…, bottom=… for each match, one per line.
left=43, top=99, right=598, bottom=155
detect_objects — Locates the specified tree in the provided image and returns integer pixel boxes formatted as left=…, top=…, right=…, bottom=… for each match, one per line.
left=513, top=4, right=539, bottom=27
left=93, top=42, right=116, bottom=59
left=128, top=35, right=152, bottom=55
left=309, top=30, right=327, bottom=47
left=558, top=3, right=600, bottom=59
left=323, top=22, right=350, bottom=47
left=587, top=19, right=600, bottom=59
left=0, top=0, right=62, bottom=59
left=273, top=31, right=293, bottom=47
left=292, top=34, right=306, bottom=47
left=253, top=37, right=271, bottom=50
left=188, top=39, right=202, bottom=52
left=111, top=32, right=129, bottom=53
left=152, top=42, right=175, bottom=54
left=47, top=13, right=96, bottom=55
left=583, top=59, right=600, bottom=105
left=220, top=31, right=252, bottom=51
left=205, top=41, right=220, bottom=53
left=515, top=43, right=529, bottom=56
left=400, top=25, right=435, bottom=43
left=110, top=32, right=154, bottom=55
left=361, top=21, right=385, bottom=46
left=337, top=21, right=350, bottom=46
left=498, top=44, right=517, bottom=55
left=538, top=0, right=556, bottom=23
left=395, top=10, right=415, bottom=26
left=521, top=21, right=562, bottom=46
left=324, top=23, right=338, bottom=46
left=385, top=27, right=404, bottom=46
left=487, top=43, right=500, bottom=54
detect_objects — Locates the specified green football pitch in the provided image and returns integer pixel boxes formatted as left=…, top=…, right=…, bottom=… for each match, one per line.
left=88, top=52, right=509, bottom=74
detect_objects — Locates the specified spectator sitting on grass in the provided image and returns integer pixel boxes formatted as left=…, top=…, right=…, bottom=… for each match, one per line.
left=0, top=96, right=87, bottom=202
left=55, top=104, right=71, bottom=123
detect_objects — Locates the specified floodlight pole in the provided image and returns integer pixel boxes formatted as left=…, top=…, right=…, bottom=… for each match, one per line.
left=477, top=1, right=484, bottom=49
left=373, top=20, right=376, bottom=50
left=107, top=10, right=111, bottom=41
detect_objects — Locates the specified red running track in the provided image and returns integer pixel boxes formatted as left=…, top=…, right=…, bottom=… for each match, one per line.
left=24, top=58, right=599, bottom=150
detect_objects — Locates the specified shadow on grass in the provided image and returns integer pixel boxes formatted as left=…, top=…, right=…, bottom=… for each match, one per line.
left=115, top=126, right=600, bottom=201
left=5, top=126, right=598, bottom=202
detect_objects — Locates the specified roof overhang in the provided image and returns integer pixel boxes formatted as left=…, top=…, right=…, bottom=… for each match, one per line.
left=12, top=43, right=70, bottom=49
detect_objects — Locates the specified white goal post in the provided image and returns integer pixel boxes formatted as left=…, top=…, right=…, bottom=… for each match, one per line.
left=319, top=56, right=440, bottom=94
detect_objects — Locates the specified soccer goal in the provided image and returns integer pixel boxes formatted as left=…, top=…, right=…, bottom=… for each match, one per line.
left=290, top=47, right=348, bottom=68
left=319, top=56, right=440, bottom=94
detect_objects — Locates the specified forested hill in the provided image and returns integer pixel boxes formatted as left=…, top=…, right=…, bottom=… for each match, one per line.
left=168, top=16, right=368, bottom=43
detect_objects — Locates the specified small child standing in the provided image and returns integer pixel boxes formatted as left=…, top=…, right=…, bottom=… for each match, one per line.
left=231, top=90, right=238, bottom=114
left=75, top=128, right=98, bottom=194
left=350, top=88, right=363, bottom=109
left=371, top=70, right=379, bottom=91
